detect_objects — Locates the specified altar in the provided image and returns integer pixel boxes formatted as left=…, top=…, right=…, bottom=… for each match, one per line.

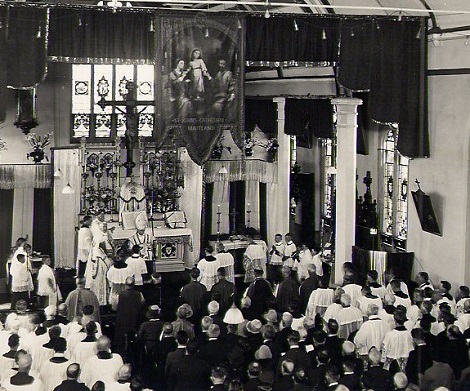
left=111, top=225, right=193, bottom=272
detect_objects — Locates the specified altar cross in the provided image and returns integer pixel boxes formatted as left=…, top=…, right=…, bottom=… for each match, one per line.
left=97, top=79, right=155, bottom=177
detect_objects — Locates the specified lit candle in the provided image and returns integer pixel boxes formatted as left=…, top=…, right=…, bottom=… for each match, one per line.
left=217, top=204, right=220, bottom=213
left=247, top=202, right=250, bottom=210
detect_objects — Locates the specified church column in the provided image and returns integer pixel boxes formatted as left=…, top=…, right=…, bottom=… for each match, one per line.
left=269, top=97, right=290, bottom=238
left=332, top=97, right=362, bottom=283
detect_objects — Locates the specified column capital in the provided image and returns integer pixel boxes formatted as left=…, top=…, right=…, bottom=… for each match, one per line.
left=331, top=97, right=363, bottom=107
left=273, top=97, right=286, bottom=104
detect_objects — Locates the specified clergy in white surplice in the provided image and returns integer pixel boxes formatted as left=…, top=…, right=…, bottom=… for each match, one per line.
left=354, top=304, right=392, bottom=356
left=39, top=337, right=69, bottom=391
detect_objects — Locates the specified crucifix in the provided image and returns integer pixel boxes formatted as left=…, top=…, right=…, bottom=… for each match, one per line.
left=97, top=77, right=154, bottom=177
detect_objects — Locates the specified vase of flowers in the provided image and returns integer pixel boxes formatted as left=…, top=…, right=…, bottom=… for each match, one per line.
left=211, top=136, right=232, bottom=160
left=244, top=133, right=254, bottom=157
left=266, top=138, right=279, bottom=162
left=26, top=132, right=52, bottom=164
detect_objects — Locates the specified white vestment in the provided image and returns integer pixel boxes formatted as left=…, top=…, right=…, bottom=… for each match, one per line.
left=66, top=331, right=86, bottom=357
left=37, top=265, right=59, bottom=307
left=10, top=248, right=33, bottom=294
left=311, top=253, right=323, bottom=277
left=378, top=309, right=396, bottom=330
left=382, top=327, right=414, bottom=360
left=30, top=344, right=54, bottom=372
left=197, top=258, right=221, bottom=291
left=356, top=296, right=383, bottom=316
left=245, top=243, right=268, bottom=276
left=81, top=353, right=123, bottom=388
left=104, top=381, right=131, bottom=391
left=370, top=285, right=387, bottom=300
left=0, top=355, right=15, bottom=381
left=336, top=306, right=364, bottom=339
left=215, top=252, right=235, bottom=283
left=354, top=315, right=391, bottom=355
left=2, top=375, right=45, bottom=391
left=393, top=294, right=412, bottom=309
left=306, top=288, right=335, bottom=318
left=323, top=303, right=343, bottom=323
left=77, top=226, right=93, bottom=264
left=39, top=356, right=69, bottom=391
left=71, top=340, right=97, bottom=366
left=296, top=250, right=313, bottom=282
left=125, top=255, right=148, bottom=286
left=342, top=284, right=363, bottom=308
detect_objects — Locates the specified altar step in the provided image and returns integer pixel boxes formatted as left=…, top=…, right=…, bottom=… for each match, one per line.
left=154, top=260, right=185, bottom=273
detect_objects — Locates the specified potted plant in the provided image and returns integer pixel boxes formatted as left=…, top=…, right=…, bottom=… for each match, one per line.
left=26, top=132, right=52, bottom=164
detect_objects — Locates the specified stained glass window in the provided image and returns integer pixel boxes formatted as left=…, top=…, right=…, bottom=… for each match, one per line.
left=381, top=126, right=409, bottom=250
left=72, top=64, right=155, bottom=141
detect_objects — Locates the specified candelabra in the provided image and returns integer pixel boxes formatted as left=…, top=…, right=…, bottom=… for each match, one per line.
left=216, top=204, right=221, bottom=242
left=246, top=202, right=251, bottom=228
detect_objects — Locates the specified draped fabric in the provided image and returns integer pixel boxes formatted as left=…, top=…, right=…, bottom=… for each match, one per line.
left=0, top=164, right=51, bottom=189
left=11, top=188, right=34, bottom=253
left=179, top=148, right=202, bottom=266
left=211, top=181, right=230, bottom=235
left=159, top=16, right=243, bottom=165
left=245, top=99, right=277, bottom=134
left=246, top=16, right=340, bottom=65
left=245, top=180, right=260, bottom=231
left=48, top=8, right=155, bottom=64
left=5, top=6, right=49, bottom=89
left=284, top=98, right=334, bottom=138
left=338, top=18, right=428, bottom=158
left=204, top=160, right=277, bottom=184
left=0, top=189, right=13, bottom=278
left=352, top=246, right=415, bottom=285
left=53, top=149, right=81, bottom=269
left=33, top=188, right=52, bottom=256
left=337, top=20, right=373, bottom=91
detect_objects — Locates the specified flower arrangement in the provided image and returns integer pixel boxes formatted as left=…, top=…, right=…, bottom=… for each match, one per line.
left=26, top=131, right=52, bottom=150
left=0, top=138, right=7, bottom=152
left=26, top=131, right=52, bottom=163
left=244, top=132, right=279, bottom=161
left=211, top=136, right=232, bottom=160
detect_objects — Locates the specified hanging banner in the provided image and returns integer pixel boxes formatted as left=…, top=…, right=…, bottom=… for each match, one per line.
left=158, top=15, right=244, bottom=165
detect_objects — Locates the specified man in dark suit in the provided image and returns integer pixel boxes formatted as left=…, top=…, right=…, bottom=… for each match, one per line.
left=338, top=359, right=361, bottom=391
left=309, top=347, right=330, bottom=390
left=277, top=331, right=314, bottom=381
left=318, top=365, right=341, bottom=391
left=277, top=266, right=300, bottom=314
left=275, top=312, right=294, bottom=353
left=210, top=267, right=236, bottom=315
left=209, top=366, right=227, bottom=391
left=405, top=328, right=433, bottom=386
left=246, top=267, right=276, bottom=318
left=164, top=331, right=188, bottom=381
left=152, top=323, right=177, bottom=390
left=300, top=264, right=318, bottom=315
left=198, top=324, right=226, bottom=367
left=180, top=268, right=208, bottom=326
left=324, top=319, right=345, bottom=365
left=167, top=340, right=211, bottom=391
left=361, top=347, right=394, bottom=391
left=113, top=277, right=144, bottom=356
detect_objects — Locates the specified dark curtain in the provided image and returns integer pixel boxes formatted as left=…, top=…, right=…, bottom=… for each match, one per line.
left=370, top=19, right=428, bottom=157
left=0, top=189, right=13, bottom=279
left=259, top=183, right=267, bottom=242
left=33, top=188, right=52, bottom=257
left=5, top=6, right=48, bottom=88
left=246, top=16, right=340, bottom=63
left=0, top=7, right=6, bottom=123
left=203, top=183, right=214, bottom=243
left=229, top=181, right=246, bottom=233
left=48, top=9, right=155, bottom=62
left=352, top=246, right=370, bottom=285
left=245, top=98, right=276, bottom=134
left=387, top=252, right=414, bottom=283
left=285, top=98, right=333, bottom=138
left=338, top=18, right=429, bottom=158
left=337, top=20, right=373, bottom=91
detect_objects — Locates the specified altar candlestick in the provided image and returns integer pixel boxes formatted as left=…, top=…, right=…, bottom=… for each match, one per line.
left=246, top=203, right=251, bottom=228
left=216, top=204, right=221, bottom=241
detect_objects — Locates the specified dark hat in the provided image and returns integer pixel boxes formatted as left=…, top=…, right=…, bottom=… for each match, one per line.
left=146, top=305, right=161, bottom=319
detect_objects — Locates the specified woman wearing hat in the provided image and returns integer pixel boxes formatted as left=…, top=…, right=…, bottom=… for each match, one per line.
left=171, top=304, right=195, bottom=340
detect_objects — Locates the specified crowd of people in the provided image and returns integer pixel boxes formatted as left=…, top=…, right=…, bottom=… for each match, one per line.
left=3, top=227, right=470, bottom=391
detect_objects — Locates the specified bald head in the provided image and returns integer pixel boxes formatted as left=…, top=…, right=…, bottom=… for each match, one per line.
left=367, top=303, right=379, bottom=316
left=340, top=294, right=352, bottom=307
left=125, top=276, right=135, bottom=288
left=17, top=354, right=32, bottom=372
left=66, top=363, right=81, bottom=380
left=96, top=336, right=111, bottom=352
left=118, top=364, right=132, bottom=381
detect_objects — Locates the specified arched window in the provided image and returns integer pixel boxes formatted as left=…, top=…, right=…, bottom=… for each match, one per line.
left=380, top=125, right=409, bottom=251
